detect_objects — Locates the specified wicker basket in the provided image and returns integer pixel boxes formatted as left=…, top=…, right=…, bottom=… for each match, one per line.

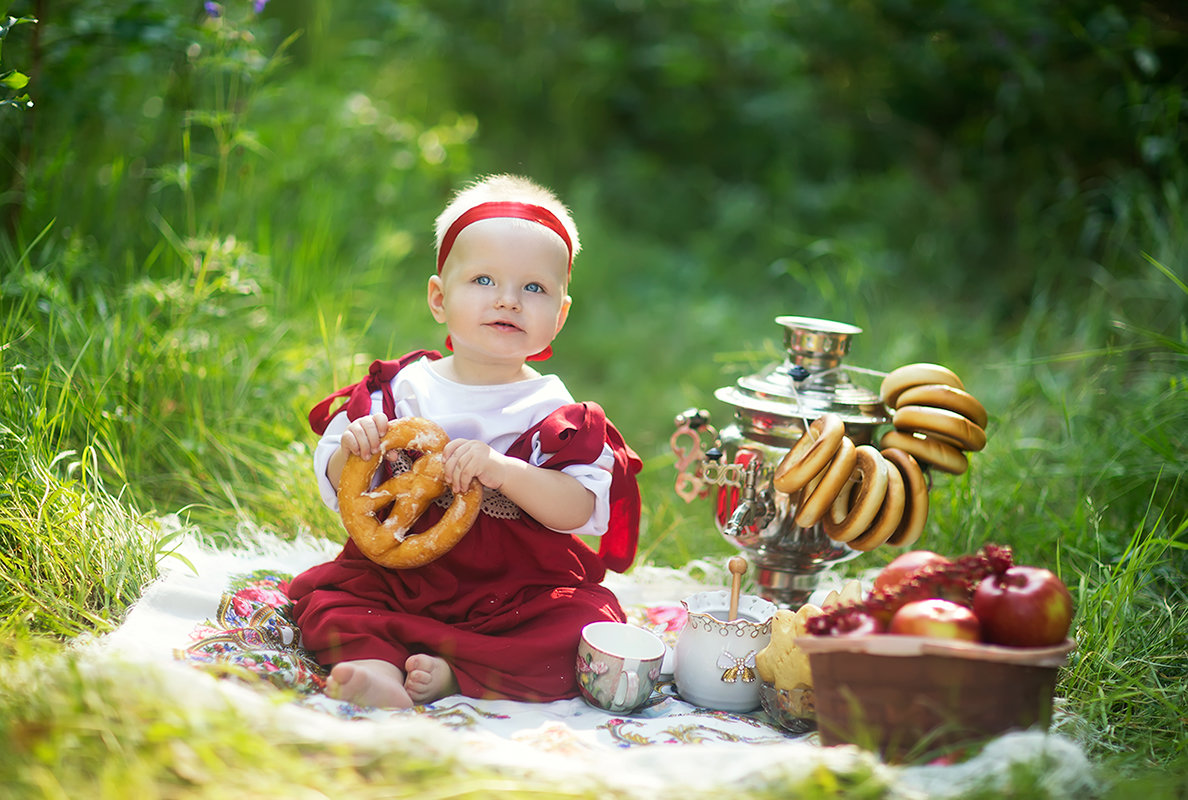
left=796, top=634, right=1075, bottom=762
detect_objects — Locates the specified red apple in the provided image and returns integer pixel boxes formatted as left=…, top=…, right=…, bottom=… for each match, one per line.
left=869, top=551, right=963, bottom=626
left=889, top=599, right=982, bottom=641
left=973, top=566, right=1073, bottom=647
left=873, top=550, right=952, bottom=594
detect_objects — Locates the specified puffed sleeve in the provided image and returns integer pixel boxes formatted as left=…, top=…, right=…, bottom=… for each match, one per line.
left=508, top=403, right=642, bottom=573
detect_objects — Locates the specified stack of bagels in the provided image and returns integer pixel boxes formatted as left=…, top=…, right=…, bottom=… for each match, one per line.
left=878, top=363, right=988, bottom=476
left=772, top=363, right=988, bottom=552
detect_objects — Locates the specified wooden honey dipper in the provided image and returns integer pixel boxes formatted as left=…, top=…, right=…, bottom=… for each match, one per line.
left=728, top=556, right=747, bottom=621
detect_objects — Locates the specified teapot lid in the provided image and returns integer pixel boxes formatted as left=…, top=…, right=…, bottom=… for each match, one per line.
left=714, top=316, right=888, bottom=436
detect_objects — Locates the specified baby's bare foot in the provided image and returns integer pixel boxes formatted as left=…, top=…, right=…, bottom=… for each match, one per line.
left=404, top=654, right=459, bottom=705
left=327, top=659, right=413, bottom=709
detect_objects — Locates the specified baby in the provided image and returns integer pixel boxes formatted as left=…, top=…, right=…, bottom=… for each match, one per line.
left=290, top=174, right=642, bottom=708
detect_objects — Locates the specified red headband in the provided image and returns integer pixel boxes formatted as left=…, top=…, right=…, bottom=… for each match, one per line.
left=436, top=201, right=574, bottom=274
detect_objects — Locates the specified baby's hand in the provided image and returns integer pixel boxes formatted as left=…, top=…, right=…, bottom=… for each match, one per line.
left=341, top=412, right=389, bottom=460
left=442, top=439, right=510, bottom=495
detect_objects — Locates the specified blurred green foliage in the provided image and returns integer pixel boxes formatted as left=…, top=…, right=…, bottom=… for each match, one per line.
left=2, top=0, right=1185, bottom=529
left=0, top=8, right=36, bottom=110
left=4, top=1, right=1185, bottom=308
left=387, top=0, right=1187, bottom=309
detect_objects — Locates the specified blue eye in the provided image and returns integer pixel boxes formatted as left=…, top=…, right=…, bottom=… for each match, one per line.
left=475, top=275, right=493, bottom=286
left=526, top=282, right=544, bottom=294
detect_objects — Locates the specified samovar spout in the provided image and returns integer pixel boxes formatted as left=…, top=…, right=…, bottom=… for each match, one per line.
left=726, top=456, right=773, bottom=540
left=724, top=499, right=757, bottom=540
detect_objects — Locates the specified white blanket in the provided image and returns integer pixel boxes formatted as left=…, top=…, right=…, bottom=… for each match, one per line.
left=90, top=531, right=1097, bottom=799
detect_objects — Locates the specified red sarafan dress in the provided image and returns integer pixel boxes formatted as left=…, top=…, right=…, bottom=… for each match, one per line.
left=289, top=352, right=643, bottom=702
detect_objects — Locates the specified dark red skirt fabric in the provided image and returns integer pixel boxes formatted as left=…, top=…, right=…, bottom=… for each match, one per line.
left=291, top=401, right=640, bottom=702
left=290, top=524, right=626, bottom=701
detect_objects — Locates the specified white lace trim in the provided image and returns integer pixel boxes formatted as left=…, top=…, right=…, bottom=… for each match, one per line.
left=432, top=486, right=520, bottom=519
left=386, top=452, right=521, bottom=520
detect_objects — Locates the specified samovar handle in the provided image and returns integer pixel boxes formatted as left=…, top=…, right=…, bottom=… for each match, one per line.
left=671, top=408, right=717, bottom=503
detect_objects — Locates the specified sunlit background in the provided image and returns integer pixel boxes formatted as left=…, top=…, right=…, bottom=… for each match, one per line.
left=1, top=1, right=1185, bottom=790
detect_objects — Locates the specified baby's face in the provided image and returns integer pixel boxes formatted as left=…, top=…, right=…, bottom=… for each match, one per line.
left=431, top=218, right=572, bottom=367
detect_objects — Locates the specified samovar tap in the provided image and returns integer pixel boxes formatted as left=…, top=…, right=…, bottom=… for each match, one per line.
left=723, top=458, right=774, bottom=540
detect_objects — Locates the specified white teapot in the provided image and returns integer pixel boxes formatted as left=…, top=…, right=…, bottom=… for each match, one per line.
left=673, top=588, right=776, bottom=712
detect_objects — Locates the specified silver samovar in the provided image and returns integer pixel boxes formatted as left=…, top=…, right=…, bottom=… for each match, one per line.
left=671, top=315, right=890, bottom=607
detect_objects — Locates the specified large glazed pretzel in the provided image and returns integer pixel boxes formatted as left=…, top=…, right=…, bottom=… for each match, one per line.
left=337, top=417, right=482, bottom=569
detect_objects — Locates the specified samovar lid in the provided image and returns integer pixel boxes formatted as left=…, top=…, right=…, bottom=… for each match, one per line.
left=714, top=316, right=888, bottom=443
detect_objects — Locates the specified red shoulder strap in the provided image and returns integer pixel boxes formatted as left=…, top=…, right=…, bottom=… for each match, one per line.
left=508, top=403, right=642, bottom=573
left=308, top=350, right=442, bottom=434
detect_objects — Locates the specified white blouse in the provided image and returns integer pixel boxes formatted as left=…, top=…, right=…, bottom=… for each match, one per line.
left=314, top=357, right=613, bottom=535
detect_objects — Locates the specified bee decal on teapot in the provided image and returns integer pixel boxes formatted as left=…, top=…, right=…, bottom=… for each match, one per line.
left=717, top=649, right=758, bottom=683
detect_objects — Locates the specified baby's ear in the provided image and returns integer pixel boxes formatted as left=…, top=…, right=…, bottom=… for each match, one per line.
left=555, top=295, right=573, bottom=334
left=427, top=275, right=447, bottom=322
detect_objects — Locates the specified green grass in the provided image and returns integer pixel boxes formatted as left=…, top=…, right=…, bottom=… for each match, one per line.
left=4, top=166, right=1187, bottom=797
left=1, top=649, right=614, bottom=799
left=2, top=2, right=1187, bottom=796
left=3, top=224, right=1186, bottom=796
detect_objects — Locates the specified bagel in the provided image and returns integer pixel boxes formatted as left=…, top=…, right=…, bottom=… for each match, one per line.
left=793, top=435, right=857, bottom=528
left=846, top=456, right=906, bottom=552
left=338, top=417, right=483, bottom=569
left=822, top=445, right=890, bottom=543
left=773, top=413, right=846, bottom=494
left=880, top=447, right=930, bottom=547
left=879, top=429, right=968, bottom=475
left=893, top=404, right=988, bottom=452
left=894, top=383, right=988, bottom=429
left=880, top=363, right=964, bottom=408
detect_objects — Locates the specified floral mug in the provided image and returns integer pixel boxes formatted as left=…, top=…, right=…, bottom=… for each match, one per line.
left=576, top=621, right=665, bottom=713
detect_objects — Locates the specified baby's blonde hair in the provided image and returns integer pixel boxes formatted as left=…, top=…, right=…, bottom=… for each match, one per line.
left=433, top=174, right=581, bottom=259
